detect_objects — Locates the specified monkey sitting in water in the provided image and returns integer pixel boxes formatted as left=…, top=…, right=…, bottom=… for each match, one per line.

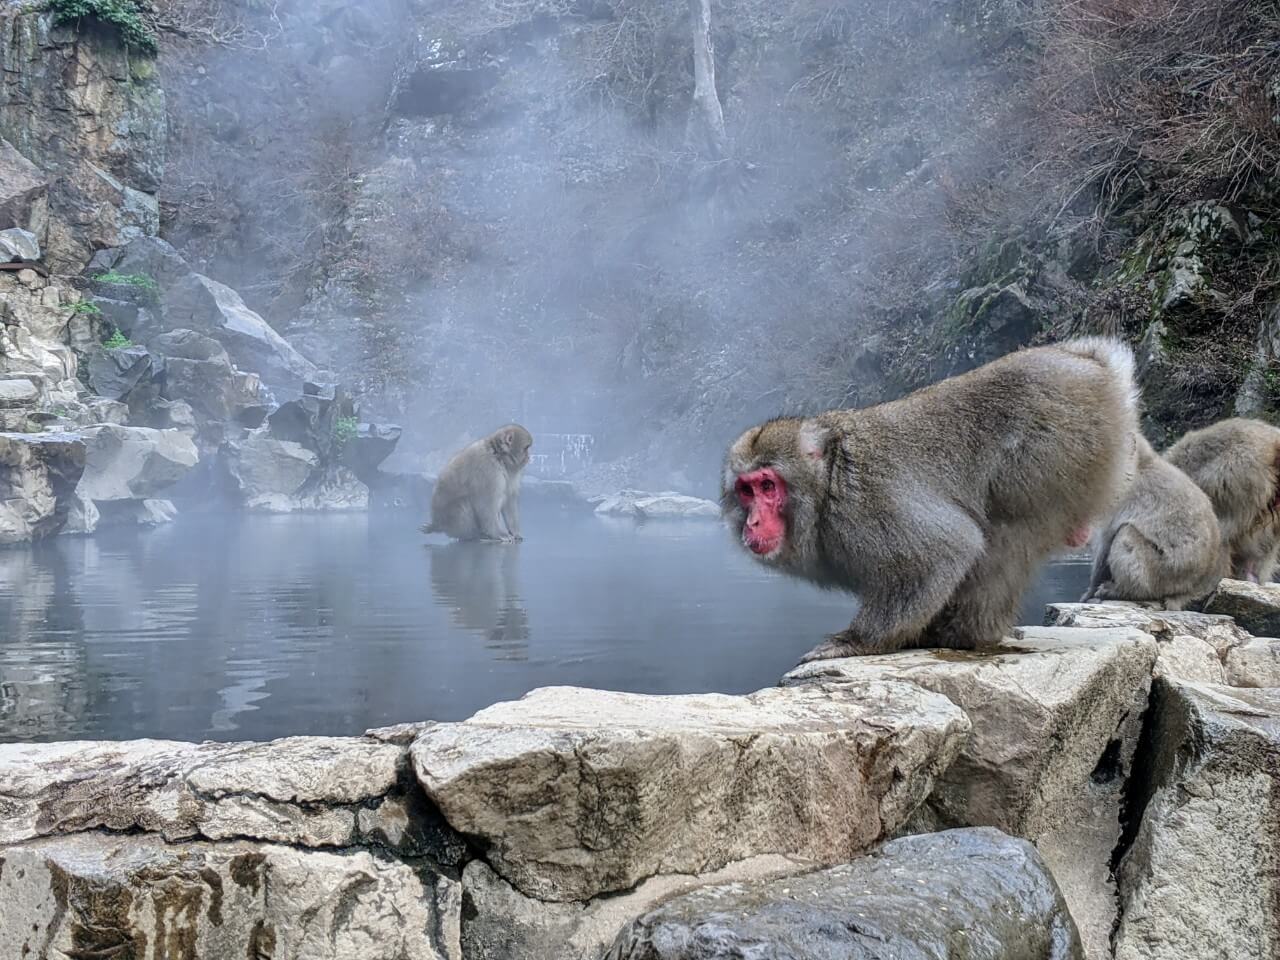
left=1165, top=417, right=1280, bottom=583
left=723, top=338, right=1139, bottom=661
left=1083, top=435, right=1227, bottom=609
left=421, top=424, right=532, bottom=542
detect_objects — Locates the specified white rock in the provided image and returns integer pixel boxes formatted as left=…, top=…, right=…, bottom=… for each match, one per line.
left=411, top=680, right=970, bottom=902
left=784, top=626, right=1156, bottom=960
left=0, top=378, right=38, bottom=407
left=1224, top=637, right=1280, bottom=688
left=0, top=833, right=461, bottom=960
left=593, top=489, right=720, bottom=519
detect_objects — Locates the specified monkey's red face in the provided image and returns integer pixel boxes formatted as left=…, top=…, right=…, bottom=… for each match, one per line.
left=735, top=467, right=788, bottom=556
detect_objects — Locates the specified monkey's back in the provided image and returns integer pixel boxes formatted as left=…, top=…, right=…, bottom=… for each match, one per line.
left=429, top=438, right=502, bottom=537
left=1166, top=418, right=1280, bottom=531
left=1115, top=439, right=1222, bottom=553
left=837, top=342, right=1136, bottom=528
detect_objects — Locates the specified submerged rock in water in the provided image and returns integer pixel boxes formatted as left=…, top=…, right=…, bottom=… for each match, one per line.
left=593, top=489, right=720, bottom=519
left=0, top=431, right=85, bottom=544
left=0, top=833, right=462, bottom=960
left=607, top=827, right=1082, bottom=960
left=411, top=680, right=969, bottom=903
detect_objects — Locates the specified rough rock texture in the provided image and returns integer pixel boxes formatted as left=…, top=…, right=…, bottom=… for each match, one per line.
left=593, top=489, right=720, bottom=519
left=0, top=736, right=464, bottom=861
left=224, top=434, right=317, bottom=504
left=607, top=828, right=1082, bottom=960
left=77, top=424, right=199, bottom=502
left=86, top=342, right=155, bottom=402
left=0, top=225, right=39, bottom=260
left=0, top=431, right=85, bottom=543
left=0, top=833, right=462, bottom=960
left=1047, top=601, right=1253, bottom=685
left=1204, top=578, right=1280, bottom=637
left=412, top=681, right=970, bottom=902
left=785, top=627, right=1155, bottom=959
left=0, top=9, right=165, bottom=271
left=461, top=855, right=813, bottom=960
left=1114, top=681, right=1280, bottom=960
left=1224, top=637, right=1280, bottom=687
left=0, top=137, right=47, bottom=241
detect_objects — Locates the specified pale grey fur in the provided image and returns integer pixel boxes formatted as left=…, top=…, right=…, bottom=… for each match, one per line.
left=422, top=424, right=532, bottom=542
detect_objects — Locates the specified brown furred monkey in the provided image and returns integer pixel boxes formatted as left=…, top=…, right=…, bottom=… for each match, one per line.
left=723, top=338, right=1139, bottom=662
left=1083, top=435, right=1227, bottom=609
left=1165, top=417, right=1280, bottom=583
left=421, top=424, right=532, bottom=542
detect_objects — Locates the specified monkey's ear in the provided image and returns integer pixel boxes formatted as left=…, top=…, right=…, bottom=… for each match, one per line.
left=798, top=420, right=830, bottom=462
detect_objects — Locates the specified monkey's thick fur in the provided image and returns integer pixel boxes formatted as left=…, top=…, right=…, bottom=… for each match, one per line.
left=421, top=424, right=532, bottom=542
left=1084, top=435, right=1227, bottom=609
left=1165, top=417, right=1280, bottom=583
left=723, top=338, right=1139, bottom=660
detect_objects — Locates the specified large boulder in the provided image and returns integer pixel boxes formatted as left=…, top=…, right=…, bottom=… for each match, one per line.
left=77, top=424, right=199, bottom=502
left=224, top=435, right=319, bottom=507
left=411, top=681, right=970, bottom=902
left=0, top=138, right=47, bottom=241
left=0, top=833, right=461, bottom=960
left=1114, top=681, right=1280, bottom=960
left=0, top=736, right=462, bottom=861
left=607, top=828, right=1082, bottom=960
left=784, top=626, right=1157, bottom=958
left=0, top=431, right=85, bottom=543
left=164, top=272, right=318, bottom=393
left=86, top=343, right=156, bottom=402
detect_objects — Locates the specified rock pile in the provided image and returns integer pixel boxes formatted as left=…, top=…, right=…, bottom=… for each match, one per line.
left=5, top=581, right=1280, bottom=959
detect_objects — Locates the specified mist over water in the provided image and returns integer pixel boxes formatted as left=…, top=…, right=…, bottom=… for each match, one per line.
left=0, top=508, right=1089, bottom=743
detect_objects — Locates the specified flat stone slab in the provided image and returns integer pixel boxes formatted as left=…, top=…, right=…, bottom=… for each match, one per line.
left=784, top=626, right=1155, bottom=960
left=0, top=736, right=462, bottom=860
left=593, top=489, right=720, bottom=519
left=0, top=377, right=37, bottom=407
left=606, top=827, right=1082, bottom=960
left=0, top=833, right=461, bottom=960
left=77, top=423, right=199, bottom=501
left=411, top=681, right=969, bottom=902
left=1203, top=579, right=1280, bottom=637
left=1115, top=681, right=1280, bottom=960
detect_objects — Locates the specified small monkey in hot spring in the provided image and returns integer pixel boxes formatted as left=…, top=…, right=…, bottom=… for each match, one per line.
left=421, top=424, right=532, bottom=542
left=723, top=338, right=1139, bottom=662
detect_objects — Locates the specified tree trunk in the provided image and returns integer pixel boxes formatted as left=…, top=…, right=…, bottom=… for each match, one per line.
left=687, top=0, right=727, bottom=160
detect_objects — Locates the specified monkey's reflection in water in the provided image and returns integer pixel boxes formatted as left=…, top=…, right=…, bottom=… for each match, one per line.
left=427, top=542, right=529, bottom=660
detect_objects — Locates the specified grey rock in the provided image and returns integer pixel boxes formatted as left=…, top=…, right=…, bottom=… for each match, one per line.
left=0, top=833, right=461, bottom=960
left=152, top=326, right=231, bottom=362
left=607, top=827, right=1082, bottom=960
left=412, top=680, right=969, bottom=902
left=77, top=424, right=199, bottom=502
left=86, top=344, right=155, bottom=402
left=1114, top=681, right=1280, bottom=960
left=1224, top=637, right=1280, bottom=687
left=0, top=431, right=85, bottom=544
left=0, top=226, right=39, bottom=261
left=59, top=489, right=99, bottom=535
left=225, top=435, right=318, bottom=505
left=1204, top=578, right=1280, bottom=636
left=785, top=627, right=1155, bottom=959
left=0, top=139, right=48, bottom=242
left=0, top=378, right=37, bottom=407
left=343, top=421, right=403, bottom=479
left=97, top=497, right=178, bottom=527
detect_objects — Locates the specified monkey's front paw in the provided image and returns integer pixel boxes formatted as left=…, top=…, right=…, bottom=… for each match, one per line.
left=797, top=637, right=863, bottom=663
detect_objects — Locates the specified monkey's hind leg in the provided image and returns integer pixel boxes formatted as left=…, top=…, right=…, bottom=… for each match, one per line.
left=920, top=524, right=1040, bottom=652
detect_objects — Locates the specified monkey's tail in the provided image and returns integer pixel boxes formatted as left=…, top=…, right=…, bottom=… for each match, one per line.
left=1059, top=336, right=1140, bottom=411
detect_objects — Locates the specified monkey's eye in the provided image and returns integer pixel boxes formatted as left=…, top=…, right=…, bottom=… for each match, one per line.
left=735, top=479, right=754, bottom=500
left=760, top=478, right=774, bottom=494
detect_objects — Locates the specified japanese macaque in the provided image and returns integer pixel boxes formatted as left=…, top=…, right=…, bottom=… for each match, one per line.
left=421, top=424, right=532, bottom=542
left=1083, top=435, right=1227, bottom=609
left=723, top=338, right=1139, bottom=661
left=1165, top=417, right=1280, bottom=583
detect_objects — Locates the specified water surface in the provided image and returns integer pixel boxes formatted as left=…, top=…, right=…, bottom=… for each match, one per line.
left=0, top=510, right=1089, bottom=742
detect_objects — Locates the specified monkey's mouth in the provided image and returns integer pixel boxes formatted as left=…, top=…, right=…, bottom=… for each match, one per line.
left=745, top=533, right=783, bottom=558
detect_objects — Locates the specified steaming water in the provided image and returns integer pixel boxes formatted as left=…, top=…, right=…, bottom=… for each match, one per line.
left=0, top=511, right=1090, bottom=743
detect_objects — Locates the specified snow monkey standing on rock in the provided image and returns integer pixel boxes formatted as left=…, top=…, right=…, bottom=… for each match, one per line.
left=421, top=424, right=533, bottom=542
left=1082, top=435, right=1227, bottom=609
left=722, top=338, right=1140, bottom=662
left=1165, top=417, right=1280, bottom=583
